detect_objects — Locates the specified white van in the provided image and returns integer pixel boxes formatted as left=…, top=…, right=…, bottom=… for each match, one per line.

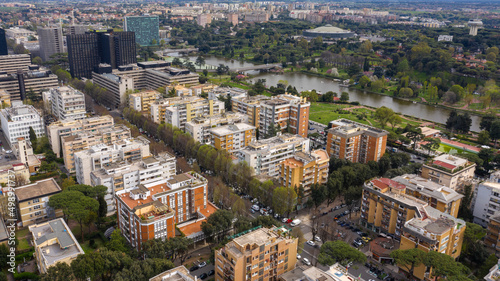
left=290, top=219, right=301, bottom=227
left=252, top=205, right=260, bottom=211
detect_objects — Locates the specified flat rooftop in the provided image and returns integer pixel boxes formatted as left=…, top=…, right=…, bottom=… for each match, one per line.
left=392, top=174, right=463, bottom=204
left=149, top=266, right=195, bottom=281
left=209, top=123, right=255, bottom=136
left=15, top=178, right=61, bottom=202
left=233, top=228, right=279, bottom=247
left=430, top=154, right=468, bottom=170
left=178, top=201, right=218, bottom=237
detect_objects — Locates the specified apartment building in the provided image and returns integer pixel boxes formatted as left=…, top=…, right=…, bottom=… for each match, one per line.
left=486, top=212, right=500, bottom=256
left=360, top=176, right=462, bottom=240
left=12, top=137, right=41, bottom=173
left=115, top=171, right=211, bottom=249
left=45, top=86, right=86, bottom=121
left=92, top=72, right=134, bottom=108
left=235, top=133, right=310, bottom=177
left=38, top=26, right=64, bottom=62
left=149, top=266, right=196, bottom=281
left=326, top=119, right=388, bottom=163
left=0, top=162, right=30, bottom=188
left=472, top=172, right=500, bottom=227
left=259, top=95, right=310, bottom=138
left=399, top=209, right=465, bottom=280
left=29, top=218, right=84, bottom=274
left=61, top=124, right=131, bottom=173
left=215, top=226, right=298, bottom=281
left=165, top=98, right=224, bottom=130
left=129, top=90, right=161, bottom=114
left=196, top=14, right=212, bottom=27
left=0, top=54, right=31, bottom=74
left=210, top=123, right=256, bottom=154
left=14, top=178, right=63, bottom=227
left=207, top=86, right=246, bottom=101
left=150, top=99, right=171, bottom=124
left=278, top=149, right=329, bottom=204
left=485, top=262, right=500, bottom=281
left=92, top=153, right=176, bottom=214
left=232, top=95, right=270, bottom=127
left=0, top=68, right=59, bottom=100
left=185, top=112, right=249, bottom=144
left=421, top=154, right=476, bottom=190
left=74, top=136, right=151, bottom=185
left=47, top=115, right=115, bottom=157
left=0, top=101, right=45, bottom=147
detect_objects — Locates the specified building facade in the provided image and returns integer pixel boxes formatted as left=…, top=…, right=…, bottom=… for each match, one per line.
left=37, top=26, right=64, bottom=62
left=165, top=98, right=224, bottom=130
left=232, top=95, right=269, bottom=128
left=259, top=95, right=310, bottom=138
left=92, top=72, right=134, bottom=108
left=0, top=28, right=7, bottom=55
left=0, top=101, right=45, bottom=147
left=67, top=32, right=100, bottom=78
left=124, top=16, right=160, bottom=46
left=0, top=68, right=58, bottom=101
left=0, top=54, right=31, bottom=74
left=235, top=133, right=310, bottom=177
left=215, top=226, right=298, bottom=281
left=326, top=119, right=388, bottom=163
left=421, top=154, right=476, bottom=191
left=14, top=178, right=63, bottom=227
left=129, top=90, right=161, bottom=114
left=210, top=123, right=256, bottom=154
left=473, top=179, right=500, bottom=227
left=185, top=112, right=249, bottom=144
left=46, top=86, right=86, bottom=121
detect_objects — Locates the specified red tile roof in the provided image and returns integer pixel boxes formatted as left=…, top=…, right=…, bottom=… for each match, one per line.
left=433, top=160, right=456, bottom=170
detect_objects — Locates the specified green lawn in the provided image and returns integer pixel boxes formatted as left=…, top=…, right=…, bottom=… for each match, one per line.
left=438, top=143, right=465, bottom=154
left=16, top=228, right=31, bottom=251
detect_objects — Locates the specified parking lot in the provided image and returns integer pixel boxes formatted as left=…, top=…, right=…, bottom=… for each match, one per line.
left=0, top=131, right=16, bottom=165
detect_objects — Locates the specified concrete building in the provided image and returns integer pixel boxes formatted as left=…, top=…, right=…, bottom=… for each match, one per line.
left=244, top=12, right=270, bottom=23
left=360, top=176, right=463, bottom=240
left=303, top=25, right=355, bottom=39
left=485, top=212, right=500, bottom=253
left=399, top=208, right=465, bottom=280
left=115, top=171, right=212, bottom=250
left=0, top=67, right=59, bottom=101
left=196, top=14, right=212, bottom=27
left=14, top=178, right=63, bottom=227
left=165, top=97, right=224, bottom=130
left=37, top=26, right=64, bottom=62
left=149, top=266, right=196, bottom=281
left=92, top=153, right=176, bottom=214
left=259, top=95, right=310, bottom=138
left=47, top=115, right=115, bottom=158
left=91, top=72, right=134, bottom=108
left=215, top=226, right=298, bottom=281
left=45, top=86, right=86, bottom=121
left=0, top=101, right=45, bottom=147
left=326, top=119, right=388, bottom=164
left=67, top=25, right=88, bottom=35
left=207, top=86, right=246, bottom=101
left=0, top=162, right=30, bottom=187
left=129, top=90, right=161, bottom=115
left=279, top=149, right=329, bottom=204
left=235, top=133, right=310, bottom=177
left=485, top=260, right=500, bottom=281
left=185, top=112, right=249, bottom=144
left=0, top=89, right=11, bottom=107
left=0, top=54, right=31, bottom=74
left=0, top=28, right=7, bottom=56
left=280, top=264, right=359, bottom=281
left=29, top=218, right=84, bottom=274
left=228, top=13, right=239, bottom=26
left=231, top=95, right=270, bottom=127
left=209, top=123, right=256, bottom=154
left=74, top=136, right=151, bottom=185
left=473, top=176, right=500, bottom=227
left=421, top=154, right=476, bottom=190
left=61, top=124, right=132, bottom=173
left=12, top=137, right=41, bottom=174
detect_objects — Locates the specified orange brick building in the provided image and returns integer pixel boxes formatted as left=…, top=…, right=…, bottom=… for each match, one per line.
left=259, top=95, right=310, bottom=138
left=115, top=171, right=215, bottom=249
left=326, top=119, right=388, bottom=163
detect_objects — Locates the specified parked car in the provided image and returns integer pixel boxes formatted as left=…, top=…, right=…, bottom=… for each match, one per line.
left=286, top=219, right=293, bottom=223
left=306, top=240, right=315, bottom=246
left=290, top=219, right=301, bottom=226
left=199, top=273, right=208, bottom=279
left=208, top=270, right=215, bottom=276
left=314, top=236, right=322, bottom=242
left=303, top=258, right=311, bottom=266
left=198, top=261, right=207, bottom=268
left=297, top=254, right=301, bottom=259
left=189, top=265, right=199, bottom=272
left=282, top=218, right=288, bottom=223
left=252, top=205, right=260, bottom=211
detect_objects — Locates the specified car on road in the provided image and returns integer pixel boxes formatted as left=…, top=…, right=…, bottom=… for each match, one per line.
left=290, top=219, right=301, bottom=226
left=286, top=219, right=293, bottom=223
left=352, top=240, right=363, bottom=248
left=306, top=240, right=315, bottom=246
left=314, top=236, right=322, bottom=242
left=297, top=254, right=301, bottom=259
left=208, top=270, right=215, bottom=276
left=199, top=273, right=208, bottom=279
left=302, top=258, right=311, bottom=266
left=252, top=205, right=260, bottom=211
left=189, top=265, right=199, bottom=272
left=198, top=261, right=207, bottom=268
left=282, top=218, right=288, bottom=223
left=5, top=150, right=11, bottom=154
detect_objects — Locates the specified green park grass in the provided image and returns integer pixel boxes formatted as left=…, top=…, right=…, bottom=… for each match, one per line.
left=438, top=143, right=465, bottom=154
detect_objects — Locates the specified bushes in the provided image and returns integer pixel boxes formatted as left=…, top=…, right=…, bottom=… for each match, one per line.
left=13, top=272, right=40, bottom=280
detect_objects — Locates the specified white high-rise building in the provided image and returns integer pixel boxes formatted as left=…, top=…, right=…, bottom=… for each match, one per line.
left=0, top=101, right=44, bottom=146
left=44, top=86, right=86, bottom=121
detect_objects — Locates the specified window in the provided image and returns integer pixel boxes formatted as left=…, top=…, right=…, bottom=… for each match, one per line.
left=33, top=198, right=40, bottom=203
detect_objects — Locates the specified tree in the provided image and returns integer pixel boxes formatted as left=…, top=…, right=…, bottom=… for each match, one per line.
left=61, top=177, right=76, bottom=190
left=172, top=57, right=182, bottom=67
left=309, top=184, right=326, bottom=209
left=318, top=241, right=366, bottom=266
left=406, top=126, right=423, bottom=150
left=374, top=106, right=395, bottom=129
left=421, top=137, right=441, bottom=155
left=373, top=66, right=384, bottom=78
left=359, top=75, right=370, bottom=89
left=490, top=120, right=500, bottom=148
left=340, top=92, right=349, bottom=102
left=272, top=186, right=297, bottom=217
left=347, top=64, right=361, bottom=77
left=478, top=130, right=491, bottom=145
left=478, top=254, right=498, bottom=279
left=195, top=55, right=205, bottom=69
left=28, top=126, right=37, bottom=147
left=201, top=209, right=233, bottom=242
left=291, top=227, right=306, bottom=254
left=32, top=56, right=43, bottom=65
left=391, top=248, right=426, bottom=277
left=107, top=229, right=128, bottom=253
left=41, top=262, right=74, bottom=281
left=423, top=251, right=470, bottom=279
left=265, top=122, right=278, bottom=138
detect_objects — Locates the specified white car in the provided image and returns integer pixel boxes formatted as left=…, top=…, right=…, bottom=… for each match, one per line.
left=5, top=150, right=11, bottom=154
left=302, top=258, right=311, bottom=266
left=306, top=241, right=315, bottom=246
left=198, top=261, right=207, bottom=268
left=252, top=205, right=260, bottom=211
left=314, top=236, right=321, bottom=242
left=282, top=218, right=288, bottom=223
left=297, top=254, right=301, bottom=259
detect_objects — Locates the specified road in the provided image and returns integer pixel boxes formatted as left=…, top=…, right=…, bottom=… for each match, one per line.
left=189, top=264, right=215, bottom=280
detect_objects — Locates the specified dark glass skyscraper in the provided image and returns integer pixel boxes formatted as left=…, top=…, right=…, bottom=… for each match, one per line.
left=124, top=16, right=159, bottom=46
left=67, top=30, right=136, bottom=79
left=0, top=28, right=8, bottom=55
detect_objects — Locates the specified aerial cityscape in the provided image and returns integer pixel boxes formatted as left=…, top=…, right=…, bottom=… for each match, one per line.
left=0, top=0, right=500, bottom=280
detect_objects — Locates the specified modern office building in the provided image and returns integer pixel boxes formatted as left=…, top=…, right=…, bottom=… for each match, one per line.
left=279, top=149, right=329, bottom=204
left=37, top=26, right=64, bottom=62
left=124, top=16, right=160, bottom=46
left=259, top=95, right=310, bottom=138
left=115, top=171, right=212, bottom=249
left=165, top=97, right=224, bottom=130
left=67, top=25, right=88, bottom=35
left=0, top=67, right=58, bottom=101
left=235, top=133, right=310, bottom=177
left=232, top=95, right=270, bottom=127
left=214, top=226, right=298, bottom=281
left=0, top=101, right=45, bottom=147
left=420, top=154, right=476, bottom=190
left=14, top=178, right=63, bottom=227
left=74, top=136, right=151, bottom=186
left=326, top=119, right=388, bottom=163
left=129, top=90, right=161, bottom=114
left=45, top=86, right=86, bottom=121
left=67, top=30, right=136, bottom=78
left=399, top=209, right=465, bottom=280
left=93, top=153, right=177, bottom=214
left=209, top=123, right=256, bottom=154
left=185, top=112, right=249, bottom=144
left=0, top=54, right=31, bottom=74
left=360, top=176, right=463, bottom=240
left=29, top=218, right=84, bottom=274
left=61, top=124, right=132, bottom=173
left=47, top=115, right=115, bottom=158
left=0, top=28, right=8, bottom=55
